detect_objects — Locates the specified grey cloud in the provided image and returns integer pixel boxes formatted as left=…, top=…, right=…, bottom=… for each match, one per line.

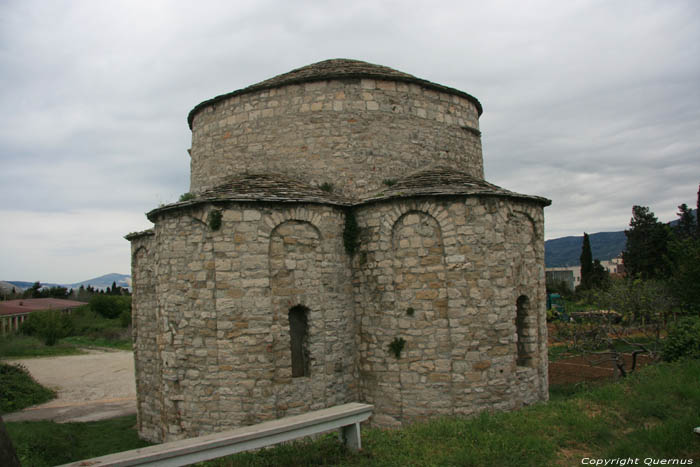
left=1, top=0, right=699, bottom=281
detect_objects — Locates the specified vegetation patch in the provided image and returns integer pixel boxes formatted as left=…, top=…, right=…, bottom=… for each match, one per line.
left=5, top=415, right=151, bottom=467
left=388, top=337, right=406, bottom=358
left=343, top=209, right=359, bottom=256
left=0, top=363, right=55, bottom=414
left=0, top=335, right=83, bottom=359
left=663, top=316, right=700, bottom=361
left=178, top=192, right=196, bottom=202
left=208, top=210, right=223, bottom=231
left=4, top=361, right=699, bottom=465
left=201, top=360, right=700, bottom=466
left=1, top=300, right=132, bottom=359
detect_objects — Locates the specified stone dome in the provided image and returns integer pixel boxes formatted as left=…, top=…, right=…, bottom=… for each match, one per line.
left=186, top=59, right=486, bottom=198
left=187, top=59, right=483, bottom=128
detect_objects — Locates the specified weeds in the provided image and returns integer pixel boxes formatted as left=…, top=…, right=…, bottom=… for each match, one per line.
left=0, top=363, right=55, bottom=413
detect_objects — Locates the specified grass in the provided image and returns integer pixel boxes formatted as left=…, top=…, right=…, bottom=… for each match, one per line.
left=0, top=362, right=55, bottom=413
left=62, top=335, right=132, bottom=351
left=5, top=415, right=151, bottom=467
left=0, top=306, right=132, bottom=359
left=0, top=334, right=84, bottom=359
left=5, top=359, right=699, bottom=466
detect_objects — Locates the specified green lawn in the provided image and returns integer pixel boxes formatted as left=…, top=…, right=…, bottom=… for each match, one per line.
left=5, top=359, right=699, bottom=466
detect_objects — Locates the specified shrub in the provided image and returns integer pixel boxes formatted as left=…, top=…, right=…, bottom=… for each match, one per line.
left=119, top=309, right=132, bottom=328
left=388, top=337, right=406, bottom=358
left=343, top=210, right=359, bottom=256
left=89, top=295, right=131, bottom=319
left=663, top=316, right=700, bottom=361
left=20, top=310, right=73, bottom=346
left=208, top=210, right=222, bottom=231
left=0, top=363, right=55, bottom=413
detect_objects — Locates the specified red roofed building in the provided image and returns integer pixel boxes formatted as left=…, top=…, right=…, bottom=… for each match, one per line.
left=0, top=298, right=86, bottom=335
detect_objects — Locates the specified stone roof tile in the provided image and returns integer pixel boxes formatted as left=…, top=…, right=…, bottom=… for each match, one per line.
left=146, top=167, right=549, bottom=222
left=147, top=173, right=351, bottom=221
left=360, top=167, right=551, bottom=206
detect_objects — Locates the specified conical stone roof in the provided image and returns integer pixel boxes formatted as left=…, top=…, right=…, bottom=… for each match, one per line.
left=187, top=59, right=482, bottom=128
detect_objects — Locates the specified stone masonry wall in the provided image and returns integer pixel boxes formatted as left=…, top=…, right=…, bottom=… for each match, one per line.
left=353, top=196, right=547, bottom=426
left=141, top=203, right=356, bottom=442
left=129, top=233, right=162, bottom=442
left=189, top=79, right=483, bottom=198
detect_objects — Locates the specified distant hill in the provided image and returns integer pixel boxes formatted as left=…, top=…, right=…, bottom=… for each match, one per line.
left=4, top=273, right=131, bottom=292
left=0, top=281, right=25, bottom=294
left=67, top=273, right=131, bottom=291
left=546, top=231, right=627, bottom=267
left=5, top=280, right=62, bottom=290
left=545, top=209, right=696, bottom=268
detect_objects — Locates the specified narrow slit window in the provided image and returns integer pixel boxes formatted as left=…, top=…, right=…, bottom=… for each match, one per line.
left=289, top=305, right=310, bottom=377
left=516, top=295, right=533, bottom=367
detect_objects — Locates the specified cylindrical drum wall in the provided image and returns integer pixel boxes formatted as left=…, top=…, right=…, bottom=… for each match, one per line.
left=189, top=78, right=483, bottom=198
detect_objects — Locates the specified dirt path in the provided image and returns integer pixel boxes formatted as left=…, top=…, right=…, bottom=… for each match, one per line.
left=3, top=349, right=137, bottom=423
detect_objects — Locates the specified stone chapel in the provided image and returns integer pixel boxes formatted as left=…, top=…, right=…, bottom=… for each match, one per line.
left=126, top=59, right=551, bottom=443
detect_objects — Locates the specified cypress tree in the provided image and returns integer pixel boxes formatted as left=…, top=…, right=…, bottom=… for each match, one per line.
left=580, top=232, right=593, bottom=289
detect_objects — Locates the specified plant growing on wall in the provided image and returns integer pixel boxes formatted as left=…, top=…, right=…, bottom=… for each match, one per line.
left=179, top=192, right=196, bottom=202
left=208, top=210, right=223, bottom=231
left=388, top=337, right=406, bottom=358
left=343, top=209, right=359, bottom=256
left=319, top=182, right=334, bottom=192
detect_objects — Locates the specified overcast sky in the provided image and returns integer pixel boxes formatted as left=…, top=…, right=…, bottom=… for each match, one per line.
left=1, top=0, right=698, bottom=284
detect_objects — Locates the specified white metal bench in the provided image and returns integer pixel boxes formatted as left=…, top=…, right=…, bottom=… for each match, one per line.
left=58, top=402, right=373, bottom=467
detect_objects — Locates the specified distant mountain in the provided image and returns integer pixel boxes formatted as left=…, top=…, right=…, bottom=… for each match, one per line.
left=546, top=209, right=697, bottom=268
left=545, top=231, right=627, bottom=267
left=67, top=273, right=131, bottom=291
left=5, top=280, right=63, bottom=290
left=0, top=281, right=25, bottom=294
left=4, top=273, right=131, bottom=292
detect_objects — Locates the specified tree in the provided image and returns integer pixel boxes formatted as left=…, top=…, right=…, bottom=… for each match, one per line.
left=622, top=206, right=671, bottom=280
left=697, top=184, right=700, bottom=238
left=578, top=233, right=609, bottom=291
left=667, top=186, right=700, bottom=314
left=579, top=232, right=593, bottom=290
left=22, top=282, right=42, bottom=298
left=89, top=295, right=131, bottom=319
left=20, top=310, right=74, bottom=346
left=590, top=259, right=610, bottom=290
left=675, top=203, right=695, bottom=239
left=46, top=287, right=68, bottom=299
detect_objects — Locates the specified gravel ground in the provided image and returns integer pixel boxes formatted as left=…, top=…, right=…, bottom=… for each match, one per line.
left=3, top=349, right=136, bottom=423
